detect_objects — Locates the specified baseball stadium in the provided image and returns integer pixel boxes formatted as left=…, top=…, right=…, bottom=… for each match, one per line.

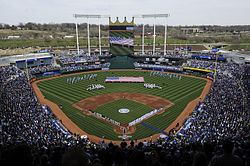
left=0, top=13, right=249, bottom=166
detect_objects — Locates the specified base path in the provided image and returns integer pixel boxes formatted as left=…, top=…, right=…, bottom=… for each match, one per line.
left=31, top=70, right=212, bottom=144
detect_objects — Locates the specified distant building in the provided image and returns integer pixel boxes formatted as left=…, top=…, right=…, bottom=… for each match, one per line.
left=7, top=35, right=20, bottom=39
left=181, top=28, right=204, bottom=34
left=64, top=35, right=74, bottom=39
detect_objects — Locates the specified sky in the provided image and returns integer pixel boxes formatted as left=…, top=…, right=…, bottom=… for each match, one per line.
left=1, top=0, right=250, bottom=25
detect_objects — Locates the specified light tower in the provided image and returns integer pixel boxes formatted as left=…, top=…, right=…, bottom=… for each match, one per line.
left=163, top=17, right=168, bottom=56
left=134, top=14, right=170, bottom=56
left=142, top=21, right=145, bottom=54
left=73, top=14, right=109, bottom=56
left=75, top=19, right=80, bottom=55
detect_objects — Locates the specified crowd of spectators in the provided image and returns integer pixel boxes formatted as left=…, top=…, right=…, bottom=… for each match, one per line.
left=242, top=65, right=250, bottom=111
left=0, top=66, right=96, bottom=165
left=134, top=62, right=183, bottom=72
left=26, top=54, right=110, bottom=77
left=59, top=54, right=101, bottom=65
left=0, top=66, right=77, bottom=146
left=27, top=63, right=110, bottom=78
left=178, top=63, right=249, bottom=142
left=184, top=59, right=215, bottom=70
left=28, top=65, right=60, bottom=75
left=175, top=62, right=250, bottom=165
left=0, top=61, right=249, bottom=166
left=60, top=63, right=110, bottom=73
left=163, top=52, right=191, bottom=59
left=135, top=51, right=191, bottom=59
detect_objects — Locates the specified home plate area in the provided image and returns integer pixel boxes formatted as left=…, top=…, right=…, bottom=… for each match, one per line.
left=118, top=108, right=130, bottom=114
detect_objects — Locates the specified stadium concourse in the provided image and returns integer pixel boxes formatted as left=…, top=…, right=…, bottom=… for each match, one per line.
left=0, top=54, right=250, bottom=166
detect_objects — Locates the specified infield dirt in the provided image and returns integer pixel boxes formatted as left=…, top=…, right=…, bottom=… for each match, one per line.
left=73, top=92, right=173, bottom=111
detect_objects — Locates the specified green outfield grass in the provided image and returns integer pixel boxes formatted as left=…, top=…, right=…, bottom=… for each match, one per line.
left=94, top=99, right=152, bottom=124
left=38, top=70, right=207, bottom=140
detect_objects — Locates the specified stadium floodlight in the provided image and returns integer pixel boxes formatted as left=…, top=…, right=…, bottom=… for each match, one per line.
left=75, top=20, right=80, bottom=55
left=142, top=14, right=170, bottom=18
left=134, top=14, right=170, bottom=18
left=73, top=14, right=110, bottom=18
left=134, top=14, right=170, bottom=56
left=74, top=14, right=101, bottom=18
left=142, top=23, right=145, bottom=54
left=153, top=18, right=156, bottom=55
left=73, top=14, right=110, bottom=56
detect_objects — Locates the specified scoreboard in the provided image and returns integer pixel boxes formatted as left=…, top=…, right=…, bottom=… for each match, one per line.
left=109, top=25, right=134, bottom=31
left=109, top=17, right=135, bottom=56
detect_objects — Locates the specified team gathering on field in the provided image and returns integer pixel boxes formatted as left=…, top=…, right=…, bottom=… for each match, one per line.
left=150, top=71, right=182, bottom=80
left=86, top=84, right=105, bottom=91
left=144, top=83, right=162, bottom=89
left=66, top=74, right=98, bottom=84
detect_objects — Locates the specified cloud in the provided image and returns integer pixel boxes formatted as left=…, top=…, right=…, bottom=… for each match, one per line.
left=0, top=0, right=249, bottom=25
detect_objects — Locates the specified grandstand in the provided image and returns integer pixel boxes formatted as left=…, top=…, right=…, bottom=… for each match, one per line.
left=1, top=55, right=249, bottom=165
left=0, top=14, right=249, bottom=166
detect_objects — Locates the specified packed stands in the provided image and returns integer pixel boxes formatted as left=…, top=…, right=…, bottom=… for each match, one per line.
left=0, top=66, right=73, bottom=147
left=60, top=63, right=110, bottom=73
left=178, top=63, right=249, bottom=144
left=28, top=65, right=60, bottom=75
left=134, top=51, right=191, bottom=59
left=0, top=61, right=249, bottom=166
left=134, top=62, right=183, bottom=72
left=191, top=54, right=226, bottom=61
left=59, top=54, right=100, bottom=65
left=26, top=54, right=110, bottom=78
left=184, top=59, right=216, bottom=70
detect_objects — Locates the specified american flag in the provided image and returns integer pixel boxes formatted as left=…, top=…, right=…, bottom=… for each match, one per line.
left=110, top=37, right=134, bottom=46
left=105, top=77, right=144, bottom=83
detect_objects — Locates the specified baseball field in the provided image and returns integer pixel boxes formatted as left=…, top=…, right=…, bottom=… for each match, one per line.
left=34, top=70, right=210, bottom=141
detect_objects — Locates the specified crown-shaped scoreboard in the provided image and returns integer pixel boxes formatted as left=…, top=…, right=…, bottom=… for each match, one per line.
left=109, top=17, right=135, bottom=57
left=109, top=17, right=135, bottom=26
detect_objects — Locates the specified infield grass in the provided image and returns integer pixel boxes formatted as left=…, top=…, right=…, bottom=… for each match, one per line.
left=94, top=99, right=152, bottom=124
